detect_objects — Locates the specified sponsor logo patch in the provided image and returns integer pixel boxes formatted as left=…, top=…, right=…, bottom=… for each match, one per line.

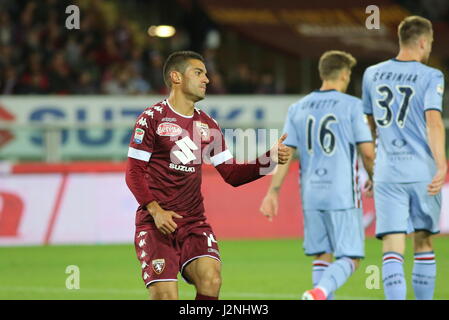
left=437, top=83, right=444, bottom=95
left=315, top=168, right=327, bottom=177
left=208, top=248, right=220, bottom=256
left=392, top=138, right=407, bottom=148
left=134, top=128, right=145, bottom=144
left=157, top=122, right=182, bottom=136
left=162, top=117, right=177, bottom=122
left=152, top=259, right=165, bottom=274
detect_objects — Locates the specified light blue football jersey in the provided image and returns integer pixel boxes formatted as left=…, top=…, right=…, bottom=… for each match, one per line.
left=283, top=89, right=372, bottom=211
left=362, top=59, right=445, bottom=183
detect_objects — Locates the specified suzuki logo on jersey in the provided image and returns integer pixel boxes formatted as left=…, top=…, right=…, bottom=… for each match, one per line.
left=172, top=136, right=198, bottom=165
left=157, top=122, right=182, bottom=137
left=169, top=163, right=196, bottom=173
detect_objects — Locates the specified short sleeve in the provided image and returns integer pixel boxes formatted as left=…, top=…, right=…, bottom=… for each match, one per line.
left=424, top=70, right=444, bottom=112
left=362, top=69, right=373, bottom=115
left=352, top=100, right=373, bottom=143
left=282, top=104, right=299, bottom=148
left=128, top=109, right=157, bottom=162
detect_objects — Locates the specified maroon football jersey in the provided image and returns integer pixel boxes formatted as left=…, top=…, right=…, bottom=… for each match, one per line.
left=127, top=99, right=232, bottom=225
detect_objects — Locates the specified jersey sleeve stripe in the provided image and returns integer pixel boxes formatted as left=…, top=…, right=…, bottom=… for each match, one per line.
left=128, top=147, right=152, bottom=162
left=210, top=149, right=233, bottom=166
left=356, top=140, right=373, bottom=144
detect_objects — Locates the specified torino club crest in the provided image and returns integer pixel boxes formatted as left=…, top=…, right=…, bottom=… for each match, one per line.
left=194, top=121, right=210, bottom=141
left=152, top=259, right=165, bottom=274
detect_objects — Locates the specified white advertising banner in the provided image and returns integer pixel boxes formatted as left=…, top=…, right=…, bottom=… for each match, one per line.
left=0, top=95, right=301, bottom=160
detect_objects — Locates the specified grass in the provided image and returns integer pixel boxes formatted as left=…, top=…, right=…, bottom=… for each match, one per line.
left=1, top=237, right=448, bottom=300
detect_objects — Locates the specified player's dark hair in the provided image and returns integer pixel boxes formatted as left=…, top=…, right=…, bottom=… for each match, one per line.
left=318, top=50, right=356, bottom=81
left=163, top=51, right=205, bottom=88
left=398, top=16, right=433, bottom=47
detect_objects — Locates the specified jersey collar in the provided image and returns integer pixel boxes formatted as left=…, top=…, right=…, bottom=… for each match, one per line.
left=165, top=99, right=194, bottom=118
left=313, top=89, right=337, bottom=93
left=391, top=58, right=418, bottom=63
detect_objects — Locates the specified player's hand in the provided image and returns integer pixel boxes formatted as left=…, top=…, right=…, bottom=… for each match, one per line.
left=260, top=191, right=279, bottom=222
left=428, top=167, right=447, bottom=196
left=364, top=179, right=373, bottom=198
left=273, top=134, right=291, bottom=165
left=152, top=209, right=183, bottom=235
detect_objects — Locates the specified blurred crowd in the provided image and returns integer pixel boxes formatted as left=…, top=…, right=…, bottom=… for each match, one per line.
left=0, top=0, right=278, bottom=95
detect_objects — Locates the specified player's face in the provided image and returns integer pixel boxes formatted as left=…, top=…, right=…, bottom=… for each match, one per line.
left=181, top=59, right=209, bottom=102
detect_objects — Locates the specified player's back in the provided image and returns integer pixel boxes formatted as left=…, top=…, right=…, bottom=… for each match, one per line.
left=284, top=89, right=372, bottom=211
left=362, top=59, right=444, bottom=182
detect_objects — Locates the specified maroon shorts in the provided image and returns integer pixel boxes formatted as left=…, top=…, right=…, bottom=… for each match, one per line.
left=134, top=219, right=221, bottom=287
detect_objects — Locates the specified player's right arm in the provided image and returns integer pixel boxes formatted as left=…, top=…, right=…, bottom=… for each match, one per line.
left=259, top=147, right=295, bottom=221
left=125, top=108, right=182, bottom=234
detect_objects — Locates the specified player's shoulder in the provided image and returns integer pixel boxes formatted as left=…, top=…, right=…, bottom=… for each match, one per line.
left=196, top=107, right=220, bottom=128
left=139, top=100, right=168, bottom=121
left=419, top=64, right=444, bottom=78
left=288, top=94, right=310, bottom=114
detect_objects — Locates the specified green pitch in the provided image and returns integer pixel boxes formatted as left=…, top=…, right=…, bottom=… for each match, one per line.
left=1, top=237, right=448, bottom=300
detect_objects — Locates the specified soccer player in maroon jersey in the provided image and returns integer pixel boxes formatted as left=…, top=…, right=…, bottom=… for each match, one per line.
left=125, top=51, right=290, bottom=300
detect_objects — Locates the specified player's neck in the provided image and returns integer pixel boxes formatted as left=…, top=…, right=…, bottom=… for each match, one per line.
left=167, top=92, right=195, bottom=116
left=396, top=48, right=422, bottom=62
left=320, top=81, right=344, bottom=93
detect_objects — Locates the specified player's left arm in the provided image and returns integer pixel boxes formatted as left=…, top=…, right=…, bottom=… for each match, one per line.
left=366, top=115, right=377, bottom=142
left=362, top=69, right=377, bottom=141
left=425, top=70, right=446, bottom=195
left=353, top=100, right=375, bottom=195
left=215, top=134, right=291, bottom=187
left=426, top=111, right=446, bottom=195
